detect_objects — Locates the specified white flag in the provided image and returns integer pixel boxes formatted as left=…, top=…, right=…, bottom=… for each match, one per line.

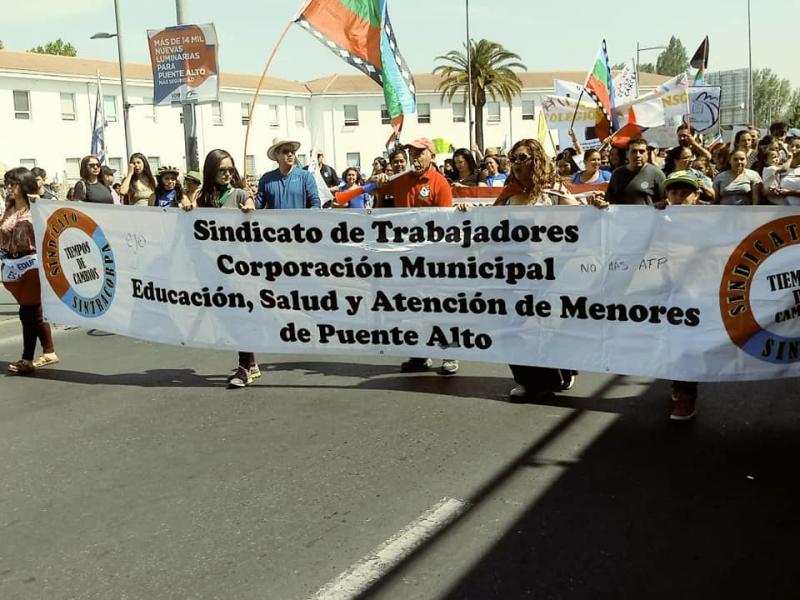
left=91, top=72, right=107, bottom=165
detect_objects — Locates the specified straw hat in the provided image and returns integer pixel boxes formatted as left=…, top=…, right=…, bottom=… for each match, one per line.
left=267, top=138, right=301, bottom=161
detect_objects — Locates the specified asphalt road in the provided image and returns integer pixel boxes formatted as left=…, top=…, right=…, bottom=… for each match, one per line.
left=1, top=319, right=799, bottom=600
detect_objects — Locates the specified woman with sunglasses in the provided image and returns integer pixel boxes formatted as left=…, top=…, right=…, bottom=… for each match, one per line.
left=72, top=155, right=113, bottom=204
left=492, top=139, right=601, bottom=399
left=1, top=168, right=58, bottom=375
left=119, top=153, right=157, bottom=206
left=182, top=149, right=256, bottom=388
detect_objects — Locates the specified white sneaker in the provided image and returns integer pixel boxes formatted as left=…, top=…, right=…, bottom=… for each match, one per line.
left=560, top=371, right=576, bottom=391
left=439, top=359, right=459, bottom=375
left=509, top=385, right=527, bottom=399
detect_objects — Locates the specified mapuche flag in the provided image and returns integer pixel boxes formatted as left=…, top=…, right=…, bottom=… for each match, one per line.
left=691, top=36, right=710, bottom=85
left=583, top=40, right=619, bottom=133
left=293, top=0, right=416, bottom=144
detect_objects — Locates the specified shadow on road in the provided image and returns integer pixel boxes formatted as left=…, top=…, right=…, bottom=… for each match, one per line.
left=358, top=377, right=800, bottom=600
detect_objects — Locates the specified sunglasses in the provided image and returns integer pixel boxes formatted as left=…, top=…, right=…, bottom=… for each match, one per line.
left=279, top=148, right=296, bottom=155
left=509, top=153, right=532, bottom=164
left=218, top=167, right=236, bottom=175
left=87, top=163, right=101, bottom=168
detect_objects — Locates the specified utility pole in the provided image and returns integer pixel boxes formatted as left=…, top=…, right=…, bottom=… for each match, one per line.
left=176, top=0, right=199, bottom=170
left=465, top=0, right=474, bottom=151
left=113, top=0, right=132, bottom=159
left=747, top=0, right=755, bottom=125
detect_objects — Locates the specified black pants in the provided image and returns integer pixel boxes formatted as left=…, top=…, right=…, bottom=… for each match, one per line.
left=671, top=380, right=698, bottom=398
left=20, top=304, right=54, bottom=361
left=238, top=352, right=256, bottom=369
left=509, top=365, right=567, bottom=393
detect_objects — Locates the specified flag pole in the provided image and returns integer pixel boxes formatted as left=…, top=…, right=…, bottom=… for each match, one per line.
left=243, top=20, right=293, bottom=174
left=568, top=88, right=587, bottom=131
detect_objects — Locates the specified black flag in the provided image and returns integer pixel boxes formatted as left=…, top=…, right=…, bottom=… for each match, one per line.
left=690, top=36, right=710, bottom=70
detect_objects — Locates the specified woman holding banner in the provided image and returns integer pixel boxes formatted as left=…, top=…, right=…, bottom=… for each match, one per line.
left=181, top=149, right=256, bottom=388
left=491, top=139, right=586, bottom=399
left=1, top=168, right=58, bottom=375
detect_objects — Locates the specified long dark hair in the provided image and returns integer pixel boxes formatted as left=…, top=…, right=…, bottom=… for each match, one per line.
left=78, top=155, right=107, bottom=186
left=452, top=147, right=479, bottom=176
left=4, top=167, right=38, bottom=206
left=663, top=146, right=691, bottom=175
left=196, top=149, right=240, bottom=208
left=128, top=153, right=156, bottom=191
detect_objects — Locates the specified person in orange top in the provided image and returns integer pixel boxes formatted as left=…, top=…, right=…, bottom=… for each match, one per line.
left=373, top=138, right=458, bottom=375
left=375, top=138, right=453, bottom=208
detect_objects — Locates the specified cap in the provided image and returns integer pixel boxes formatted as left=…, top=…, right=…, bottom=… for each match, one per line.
left=184, top=170, right=202, bottom=184
left=157, top=165, right=180, bottom=177
left=101, top=166, right=116, bottom=175
left=403, top=137, right=435, bottom=154
left=662, top=170, right=700, bottom=192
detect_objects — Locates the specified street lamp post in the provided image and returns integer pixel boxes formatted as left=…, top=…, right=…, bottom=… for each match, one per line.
left=176, top=0, right=199, bottom=171
left=90, top=0, right=132, bottom=160
left=465, top=0, right=474, bottom=151
left=636, top=42, right=667, bottom=77
left=747, top=0, right=755, bottom=125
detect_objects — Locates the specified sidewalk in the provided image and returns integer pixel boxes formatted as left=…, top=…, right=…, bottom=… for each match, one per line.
left=0, top=285, right=16, bottom=323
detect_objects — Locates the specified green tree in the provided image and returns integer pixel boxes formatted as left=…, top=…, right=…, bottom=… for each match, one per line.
left=0, top=40, right=4, bottom=50
left=29, top=38, right=77, bottom=57
left=639, top=63, right=656, bottom=74
left=655, top=36, right=689, bottom=76
left=434, top=39, right=526, bottom=152
left=783, top=89, right=800, bottom=126
left=752, top=68, right=792, bottom=128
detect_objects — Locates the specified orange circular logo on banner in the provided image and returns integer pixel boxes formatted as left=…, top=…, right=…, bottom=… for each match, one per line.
left=41, top=207, right=117, bottom=319
left=719, top=215, right=800, bottom=364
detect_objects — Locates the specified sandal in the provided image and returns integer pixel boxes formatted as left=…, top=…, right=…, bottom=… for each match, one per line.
left=7, top=360, right=35, bottom=375
left=32, top=353, right=59, bottom=368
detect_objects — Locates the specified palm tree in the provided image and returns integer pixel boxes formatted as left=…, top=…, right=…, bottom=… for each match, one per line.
left=434, top=39, right=526, bottom=152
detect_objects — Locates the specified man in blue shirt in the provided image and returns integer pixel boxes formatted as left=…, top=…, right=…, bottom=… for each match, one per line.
left=256, top=138, right=320, bottom=209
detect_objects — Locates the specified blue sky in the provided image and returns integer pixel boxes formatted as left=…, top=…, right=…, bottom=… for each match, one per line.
left=2, top=0, right=798, bottom=87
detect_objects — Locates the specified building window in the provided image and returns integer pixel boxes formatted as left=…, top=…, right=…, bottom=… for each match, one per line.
left=487, top=102, right=501, bottom=123
left=268, top=104, right=279, bottom=128
left=65, top=158, right=81, bottom=181
left=245, top=155, right=256, bottom=179
left=13, top=90, right=31, bottom=119
left=452, top=102, right=465, bottom=123
left=294, top=105, right=305, bottom=127
left=241, top=102, right=250, bottom=125
left=60, top=93, right=76, bottom=121
left=522, top=100, right=535, bottom=121
left=109, top=158, right=122, bottom=178
left=344, top=105, right=359, bottom=126
left=381, top=104, right=391, bottom=125
left=296, top=153, right=307, bottom=167
left=212, top=102, right=223, bottom=126
left=147, top=156, right=161, bottom=170
left=103, top=96, right=117, bottom=122
left=346, top=152, right=361, bottom=169
left=20, top=158, right=37, bottom=169
left=417, top=103, right=431, bottom=124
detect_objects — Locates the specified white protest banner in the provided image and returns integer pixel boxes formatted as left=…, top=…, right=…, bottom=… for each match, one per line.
left=541, top=95, right=602, bottom=150
left=32, top=200, right=800, bottom=382
left=613, top=62, right=638, bottom=103
left=147, top=23, right=219, bottom=106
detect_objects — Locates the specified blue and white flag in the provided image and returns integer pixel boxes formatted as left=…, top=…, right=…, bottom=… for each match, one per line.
left=91, top=73, right=107, bottom=165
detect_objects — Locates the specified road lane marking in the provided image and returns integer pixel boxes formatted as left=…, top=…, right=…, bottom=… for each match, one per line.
left=310, top=496, right=469, bottom=600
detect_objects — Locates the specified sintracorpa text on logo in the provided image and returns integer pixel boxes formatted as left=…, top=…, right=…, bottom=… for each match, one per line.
left=42, top=208, right=117, bottom=318
left=720, top=216, right=800, bottom=364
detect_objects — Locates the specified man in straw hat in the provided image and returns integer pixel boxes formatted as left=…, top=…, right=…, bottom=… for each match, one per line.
left=256, top=138, right=320, bottom=209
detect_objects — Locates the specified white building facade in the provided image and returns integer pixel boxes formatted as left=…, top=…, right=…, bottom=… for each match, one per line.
left=0, top=50, right=666, bottom=185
